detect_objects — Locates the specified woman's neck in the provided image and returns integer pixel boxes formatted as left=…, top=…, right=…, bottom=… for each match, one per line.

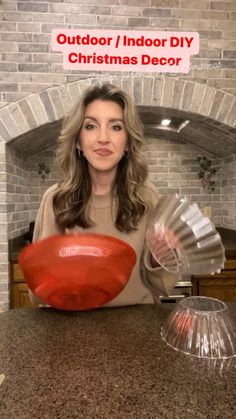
left=92, top=185, right=111, bottom=195
left=89, top=168, right=116, bottom=196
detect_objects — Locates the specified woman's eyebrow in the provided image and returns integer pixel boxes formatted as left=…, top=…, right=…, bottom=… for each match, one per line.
left=83, top=116, right=124, bottom=123
left=109, top=118, right=124, bottom=123
left=83, top=116, right=97, bottom=122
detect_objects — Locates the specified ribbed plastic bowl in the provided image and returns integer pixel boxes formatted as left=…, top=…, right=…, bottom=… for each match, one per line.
left=146, top=194, right=225, bottom=275
left=161, top=296, right=236, bottom=359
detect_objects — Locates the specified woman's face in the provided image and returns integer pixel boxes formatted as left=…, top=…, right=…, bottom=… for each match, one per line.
left=78, top=99, right=128, bottom=175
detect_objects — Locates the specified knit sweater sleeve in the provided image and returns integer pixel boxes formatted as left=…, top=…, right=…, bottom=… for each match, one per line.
left=33, top=184, right=62, bottom=243
left=140, top=183, right=179, bottom=300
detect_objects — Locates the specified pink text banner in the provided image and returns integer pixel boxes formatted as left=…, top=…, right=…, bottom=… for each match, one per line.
left=51, top=29, right=199, bottom=74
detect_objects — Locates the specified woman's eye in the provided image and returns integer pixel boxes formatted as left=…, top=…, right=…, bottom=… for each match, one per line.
left=85, top=124, right=96, bottom=130
left=112, top=125, right=122, bottom=131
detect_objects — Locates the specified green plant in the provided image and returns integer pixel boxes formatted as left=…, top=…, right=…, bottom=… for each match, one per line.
left=196, top=156, right=218, bottom=194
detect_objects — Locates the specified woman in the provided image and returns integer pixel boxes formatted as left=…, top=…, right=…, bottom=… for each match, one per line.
left=30, top=83, right=178, bottom=307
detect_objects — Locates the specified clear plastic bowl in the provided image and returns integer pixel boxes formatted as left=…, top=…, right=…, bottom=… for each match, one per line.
left=146, top=194, right=225, bottom=275
left=161, top=296, right=236, bottom=359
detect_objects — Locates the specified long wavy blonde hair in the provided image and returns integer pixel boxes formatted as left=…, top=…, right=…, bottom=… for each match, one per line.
left=53, top=83, right=149, bottom=232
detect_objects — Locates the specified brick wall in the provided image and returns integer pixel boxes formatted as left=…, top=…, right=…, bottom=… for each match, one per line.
left=221, top=154, right=236, bottom=228
left=28, top=148, right=58, bottom=221
left=146, top=137, right=222, bottom=225
left=0, top=0, right=236, bottom=107
left=0, top=142, right=8, bottom=311
left=4, top=146, right=58, bottom=240
left=5, top=145, right=29, bottom=238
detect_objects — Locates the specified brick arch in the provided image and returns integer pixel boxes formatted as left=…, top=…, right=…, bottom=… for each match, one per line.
left=0, top=75, right=235, bottom=145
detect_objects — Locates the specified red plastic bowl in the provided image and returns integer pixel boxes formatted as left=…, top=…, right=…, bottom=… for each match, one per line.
left=19, top=233, right=136, bottom=311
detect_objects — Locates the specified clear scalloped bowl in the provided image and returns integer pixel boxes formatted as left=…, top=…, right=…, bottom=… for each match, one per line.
left=146, top=194, right=225, bottom=275
left=161, top=296, right=236, bottom=359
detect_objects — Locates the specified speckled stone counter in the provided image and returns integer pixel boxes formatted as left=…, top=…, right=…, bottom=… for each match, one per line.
left=0, top=305, right=235, bottom=419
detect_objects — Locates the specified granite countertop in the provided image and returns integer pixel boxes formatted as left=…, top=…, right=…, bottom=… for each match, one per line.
left=0, top=304, right=235, bottom=419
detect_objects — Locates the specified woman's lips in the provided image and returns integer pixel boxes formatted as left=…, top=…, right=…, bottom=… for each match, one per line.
left=94, top=149, right=113, bottom=156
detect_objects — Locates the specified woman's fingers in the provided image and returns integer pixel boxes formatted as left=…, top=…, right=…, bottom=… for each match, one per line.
left=147, top=225, right=181, bottom=252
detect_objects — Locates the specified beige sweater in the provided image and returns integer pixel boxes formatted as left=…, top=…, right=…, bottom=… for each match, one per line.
left=29, top=182, right=179, bottom=307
